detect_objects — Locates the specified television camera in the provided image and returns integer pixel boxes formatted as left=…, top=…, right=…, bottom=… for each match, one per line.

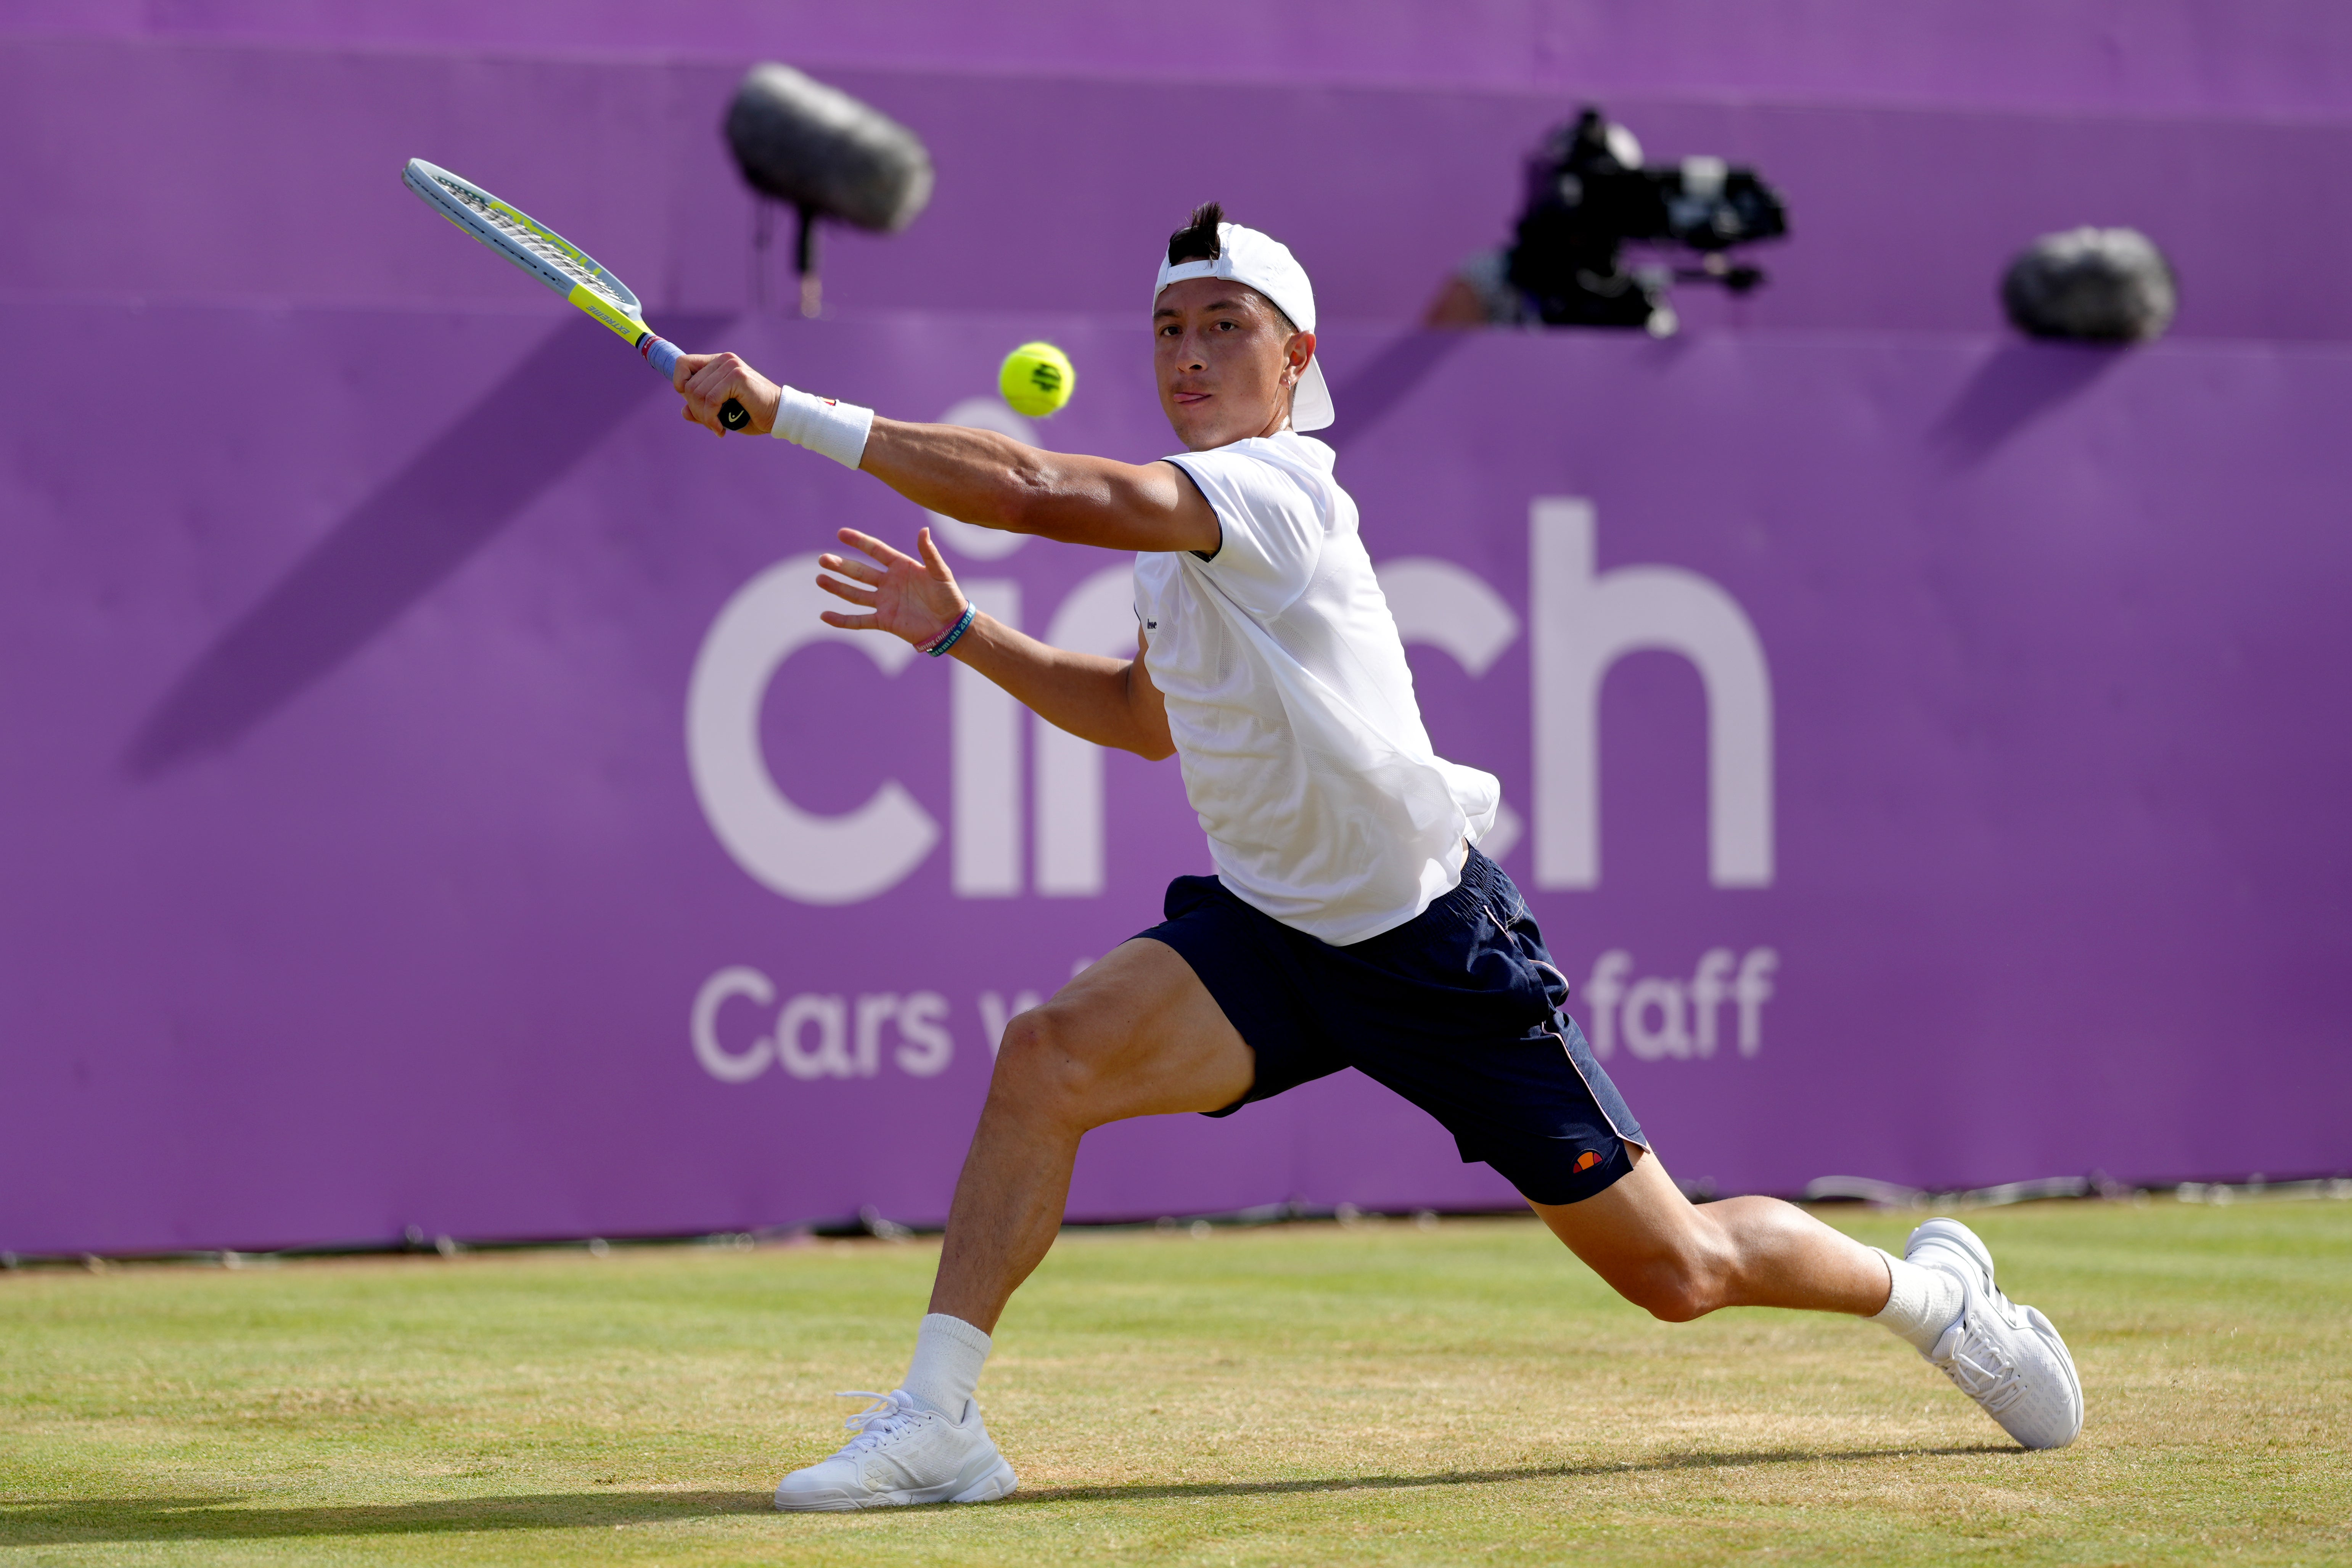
left=1505, top=108, right=1788, bottom=333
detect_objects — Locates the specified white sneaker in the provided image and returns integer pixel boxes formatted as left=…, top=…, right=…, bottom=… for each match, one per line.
left=773, top=1389, right=1019, bottom=1511
left=1906, top=1218, right=2084, bottom=1450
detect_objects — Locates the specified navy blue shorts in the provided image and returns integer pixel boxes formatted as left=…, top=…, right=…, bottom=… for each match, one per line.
left=1134, top=848, right=1647, bottom=1206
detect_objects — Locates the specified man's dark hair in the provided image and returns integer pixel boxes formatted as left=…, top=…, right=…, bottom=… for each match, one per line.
left=1161, top=200, right=1301, bottom=334
left=1167, top=202, right=1225, bottom=265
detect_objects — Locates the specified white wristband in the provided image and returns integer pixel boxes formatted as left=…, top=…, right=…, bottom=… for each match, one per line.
left=769, top=385, right=874, bottom=469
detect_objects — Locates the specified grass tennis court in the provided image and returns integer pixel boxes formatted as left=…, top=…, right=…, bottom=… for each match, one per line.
left=3, top=1198, right=2345, bottom=1565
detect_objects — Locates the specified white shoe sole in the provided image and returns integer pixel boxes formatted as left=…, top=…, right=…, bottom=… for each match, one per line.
left=949, top=1456, right=1019, bottom=1503
left=2013, top=1305, right=2084, bottom=1449
left=773, top=1454, right=1019, bottom=1512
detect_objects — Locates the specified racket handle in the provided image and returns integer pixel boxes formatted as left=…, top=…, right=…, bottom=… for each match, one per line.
left=640, top=334, right=751, bottom=431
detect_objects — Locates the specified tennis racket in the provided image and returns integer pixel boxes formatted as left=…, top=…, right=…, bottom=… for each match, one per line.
left=404, top=158, right=749, bottom=431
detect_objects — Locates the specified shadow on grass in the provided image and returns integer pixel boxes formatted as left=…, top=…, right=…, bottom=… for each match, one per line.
left=0, top=1448, right=2015, bottom=1542
left=1011, top=1443, right=2018, bottom=1505
left=0, top=1491, right=772, bottom=1546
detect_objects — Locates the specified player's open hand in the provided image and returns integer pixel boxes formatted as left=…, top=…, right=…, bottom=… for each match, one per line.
left=817, top=527, right=969, bottom=648
left=674, top=351, right=782, bottom=436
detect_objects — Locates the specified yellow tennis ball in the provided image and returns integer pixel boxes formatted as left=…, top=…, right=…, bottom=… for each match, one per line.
left=998, top=341, right=1075, bottom=417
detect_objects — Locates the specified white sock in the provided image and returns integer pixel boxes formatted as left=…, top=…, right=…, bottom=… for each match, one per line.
left=1870, top=1248, right=1964, bottom=1354
left=902, top=1313, right=992, bottom=1416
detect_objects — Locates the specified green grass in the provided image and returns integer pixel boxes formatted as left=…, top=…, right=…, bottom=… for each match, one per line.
left=3, top=1200, right=2347, bottom=1565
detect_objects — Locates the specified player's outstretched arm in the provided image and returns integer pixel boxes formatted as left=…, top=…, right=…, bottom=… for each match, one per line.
left=855, top=418, right=1220, bottom=556
left=673, top=352, right=1219, bottom=557
left=818, top=526, right=1174, bottom=760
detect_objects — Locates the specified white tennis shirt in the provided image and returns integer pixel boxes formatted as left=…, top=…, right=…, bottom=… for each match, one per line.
left=1137, top=431, right=1501, bottom=945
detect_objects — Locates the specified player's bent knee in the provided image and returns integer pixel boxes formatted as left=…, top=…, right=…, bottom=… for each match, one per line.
left=1604, top=1242, right=1731, bottom=1323
left=985, top=1007, right=1106, bottom=1122
left=1625, top=1272, right=1714, bottom=1324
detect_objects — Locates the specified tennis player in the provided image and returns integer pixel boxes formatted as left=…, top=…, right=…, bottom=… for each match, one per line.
left=673, top=204, right=2084, bottom=1511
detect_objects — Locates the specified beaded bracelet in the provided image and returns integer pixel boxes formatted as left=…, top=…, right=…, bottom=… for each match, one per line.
left=921, top=604, right=978, bottom=658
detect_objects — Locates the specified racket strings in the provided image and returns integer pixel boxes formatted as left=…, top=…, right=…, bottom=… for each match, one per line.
left=432, top=174, right=633, bottom=311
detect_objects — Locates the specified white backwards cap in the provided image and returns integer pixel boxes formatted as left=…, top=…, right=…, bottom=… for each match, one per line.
left=1153, top=221, right=1333, bottom=432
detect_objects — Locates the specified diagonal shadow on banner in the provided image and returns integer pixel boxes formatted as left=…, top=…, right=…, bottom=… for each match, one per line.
left=1927, top=339, right=2128, bottom=467
left=1324, top=329, right=1472, bottom=454
left=123, top=313, right=729, bottom=779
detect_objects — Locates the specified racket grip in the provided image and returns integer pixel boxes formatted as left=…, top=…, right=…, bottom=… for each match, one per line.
left=640, top=335, right=751, bottom=431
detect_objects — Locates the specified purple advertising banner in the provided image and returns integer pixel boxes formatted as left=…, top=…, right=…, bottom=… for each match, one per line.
left=4, top=300, right=2349, bottom=1255
left=16, top=0, right=2352, bottom=120
left=11, top=35, right=2352, bottom=341
left=6, top=16, right=2352, bottom=1253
